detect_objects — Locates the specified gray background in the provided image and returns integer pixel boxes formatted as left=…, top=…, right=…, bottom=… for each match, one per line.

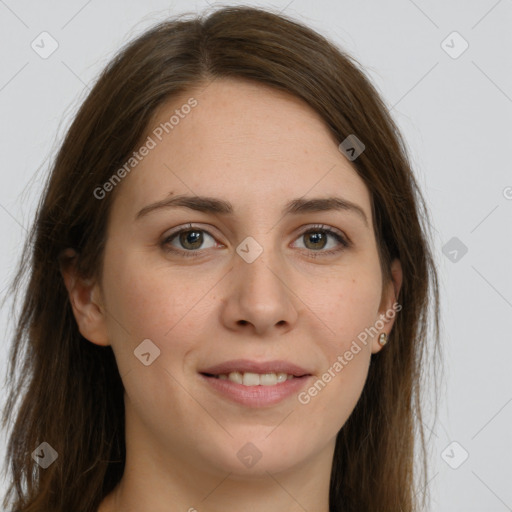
left=1, top=0, right=511, bottom=510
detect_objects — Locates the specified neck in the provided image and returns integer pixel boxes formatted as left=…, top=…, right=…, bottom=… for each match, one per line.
left=99, top=434, right=334, bottom=512
left=104, top=468, right=332, bottom=512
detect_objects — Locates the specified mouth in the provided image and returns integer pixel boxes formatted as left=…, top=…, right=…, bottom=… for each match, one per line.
left=198, top=359, right=312, bottom=383
left=200, top=371, right=308, bottom=386
left=198, top=359, right=313, bottom=407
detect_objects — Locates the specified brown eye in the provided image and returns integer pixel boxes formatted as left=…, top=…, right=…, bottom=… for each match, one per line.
left=161, top=223, right=349, bottom=259
left=303, top=231, right=328, bottom=250
left=293, top=225, right=350, bottom=257
left=162, top=225, right=218, bottom=256
left=178, top=230, right=204, bottom=250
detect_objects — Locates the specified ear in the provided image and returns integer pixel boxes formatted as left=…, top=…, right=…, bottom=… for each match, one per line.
left=372, top=258, right=403, bottom=354
left=59, top=248, right=110, bottom=346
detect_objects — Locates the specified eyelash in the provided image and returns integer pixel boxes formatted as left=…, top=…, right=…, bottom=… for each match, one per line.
left=161, top=223, right=351, bottom=259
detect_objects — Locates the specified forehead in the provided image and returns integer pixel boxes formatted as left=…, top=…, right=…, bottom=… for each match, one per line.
left=109, top=78, right=372, bottom=222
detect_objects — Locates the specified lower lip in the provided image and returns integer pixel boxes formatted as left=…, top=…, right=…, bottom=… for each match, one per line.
left=199, top=373, right=312, bottom=407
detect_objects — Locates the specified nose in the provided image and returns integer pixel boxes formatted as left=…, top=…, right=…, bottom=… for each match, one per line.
left=220, top=241, right=298, bottom=336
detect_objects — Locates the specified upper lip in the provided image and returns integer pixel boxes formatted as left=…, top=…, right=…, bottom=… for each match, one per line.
left=199, top=359, right=312, bottom=377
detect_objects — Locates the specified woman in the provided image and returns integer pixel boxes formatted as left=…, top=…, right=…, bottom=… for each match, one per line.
left=1, top=5, right=440, bottom=512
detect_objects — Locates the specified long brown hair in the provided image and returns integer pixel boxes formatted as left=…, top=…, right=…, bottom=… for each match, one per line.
left=1, top=5, right=441, bottom=511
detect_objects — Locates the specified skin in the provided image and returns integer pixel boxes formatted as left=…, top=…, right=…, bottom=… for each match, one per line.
left=62, top=77, right=402, bottom=512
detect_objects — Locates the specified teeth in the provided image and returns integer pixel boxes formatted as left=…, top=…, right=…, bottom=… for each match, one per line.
left=243, top=372, right=260, bottom=386
left=214, top=371, right=296, bottom=386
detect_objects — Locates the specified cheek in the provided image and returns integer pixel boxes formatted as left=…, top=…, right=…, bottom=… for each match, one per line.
left=104, top=270, right=174, bottom=338
left=301, top=269, right=381, bottom=413
left=99, top=248, right=196, bottom=380
left=102, top=246, right=200, bottom=337
left=100, top=248, right=231, bottom=387
left=100, top=252, right=205, bottom=421
left=314, top=269, right=382, bottom=347
left=299, top=283, right=378, bottom=433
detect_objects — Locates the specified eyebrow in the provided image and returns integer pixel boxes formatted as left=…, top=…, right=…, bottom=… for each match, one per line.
left=135, top=194, right=369, bottom=227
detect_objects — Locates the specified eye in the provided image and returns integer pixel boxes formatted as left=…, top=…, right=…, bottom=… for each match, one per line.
left=161, top=224, right=219, bottom=257
left=292, top=224, right=350, bottom=257
left=161, top=223, right=350, bottom=258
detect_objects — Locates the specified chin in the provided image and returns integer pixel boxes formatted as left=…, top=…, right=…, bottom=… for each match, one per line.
left=197, top=433, right=309, bottom=477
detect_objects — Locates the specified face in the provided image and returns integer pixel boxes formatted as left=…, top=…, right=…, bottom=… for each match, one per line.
left=67, top=77, right=401, bottom=479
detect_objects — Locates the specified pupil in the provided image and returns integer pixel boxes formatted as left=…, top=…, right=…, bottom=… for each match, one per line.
left=181, top=230, right=203, bottom=249
left=306, top=232, right=325, bottom=249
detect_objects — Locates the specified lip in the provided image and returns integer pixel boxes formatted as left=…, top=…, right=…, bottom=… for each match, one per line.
left=198, top=359, right=311, bottom=377
left=198, top=359, right=313, bottom=408
left=199, top=373, right=313, bottom=407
